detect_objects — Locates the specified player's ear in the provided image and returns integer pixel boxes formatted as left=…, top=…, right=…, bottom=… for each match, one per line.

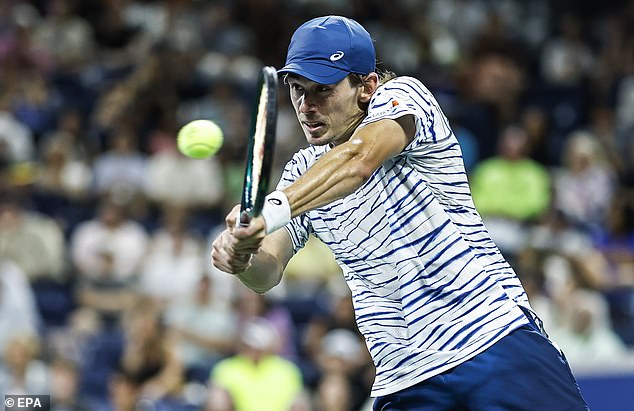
left=358, top=72, right=379, bottom=104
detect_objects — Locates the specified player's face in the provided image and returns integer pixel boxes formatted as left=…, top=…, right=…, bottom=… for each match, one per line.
left=287, top=75, right=367, bottom=146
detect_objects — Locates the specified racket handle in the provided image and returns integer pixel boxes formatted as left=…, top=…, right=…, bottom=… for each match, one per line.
left=238, top=211, right=251, bottom=227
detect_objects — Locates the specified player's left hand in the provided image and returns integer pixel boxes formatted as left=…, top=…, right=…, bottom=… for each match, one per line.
left=233, top=215, right=266, bottom=241
left=226, top=205, right=266, bottom=252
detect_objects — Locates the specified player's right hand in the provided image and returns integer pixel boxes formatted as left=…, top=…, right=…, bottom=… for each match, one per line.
left=211, top=229, right=253, bottom=274
left=211, top=205, right=264, bottom=274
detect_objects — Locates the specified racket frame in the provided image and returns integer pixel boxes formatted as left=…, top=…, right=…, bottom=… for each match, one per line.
left=239, top=66, right=278, bottom=225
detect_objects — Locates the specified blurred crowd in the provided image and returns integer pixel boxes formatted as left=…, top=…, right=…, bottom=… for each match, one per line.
left=0, top=0, right=633, bottom=410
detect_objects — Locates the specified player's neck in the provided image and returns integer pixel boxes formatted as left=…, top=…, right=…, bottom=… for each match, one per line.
left=330, top=113, right=366, bottom=147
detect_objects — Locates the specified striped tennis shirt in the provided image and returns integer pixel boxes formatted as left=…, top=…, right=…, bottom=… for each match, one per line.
left=278, top=76, right=532, bottom=397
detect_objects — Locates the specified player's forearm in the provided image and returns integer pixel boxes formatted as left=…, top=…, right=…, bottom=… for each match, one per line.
left=284, top=139, right=376, bottom=217
left=283, top=119, right=411, bottom=218
left=236, top=249, right=284, bottom=293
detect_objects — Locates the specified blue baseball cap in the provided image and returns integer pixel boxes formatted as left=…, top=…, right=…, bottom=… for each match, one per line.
left=279, top=16, right=376, bottom=84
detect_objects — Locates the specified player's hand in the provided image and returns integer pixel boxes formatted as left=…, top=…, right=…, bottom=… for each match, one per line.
left=211, top=205, right=266, bottom=274
left=227, top=205, right=266, bottom=251
left=211, top=229, right=253, bottom=274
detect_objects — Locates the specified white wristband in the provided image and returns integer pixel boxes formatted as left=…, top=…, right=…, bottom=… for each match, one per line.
left=261, top=190, right=291, bottom=234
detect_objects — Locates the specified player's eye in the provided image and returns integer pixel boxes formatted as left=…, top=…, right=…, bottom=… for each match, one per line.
left=316, top=86, right=332, bottom=93
left=290, top=83, right=304, bottom=93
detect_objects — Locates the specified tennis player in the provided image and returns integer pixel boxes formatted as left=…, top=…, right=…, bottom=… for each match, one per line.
left=212, top=15, right=588, bottom=410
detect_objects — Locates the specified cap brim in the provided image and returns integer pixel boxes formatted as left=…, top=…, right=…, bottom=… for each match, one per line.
left=278, top=61, right=349, bottom=84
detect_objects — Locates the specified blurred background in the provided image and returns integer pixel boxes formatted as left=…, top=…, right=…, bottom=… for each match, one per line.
left=0, top=0, right=632, bottom=410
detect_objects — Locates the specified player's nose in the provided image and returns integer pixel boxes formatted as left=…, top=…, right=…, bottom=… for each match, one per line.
left=298, top=93, right=318, bottom=113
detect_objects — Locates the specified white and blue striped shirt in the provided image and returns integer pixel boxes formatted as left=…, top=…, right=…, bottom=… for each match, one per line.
left=278, top=76, right=532, bottom=397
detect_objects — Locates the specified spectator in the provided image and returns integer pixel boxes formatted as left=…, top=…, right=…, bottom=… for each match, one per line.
left=11, top=71, right=60, bottom=139
left=144, top=133, right=224, bottom=210
left=287, top=391, right=314, bottom=411
left=426, top=0, right=489, bottom=52
left=165, top=274, right=238, bottom=382
left=41, top=107, right=92, bottom=161
left=527, top=210, right=611, bottom=291
left=471, top=124, right=551, bottom=221
left=313, top=329, right=370, bottom=411
left=211, top=317, right=303, bottom=411
left=31, top=0, right=95, bottom=70
left=0, top=3, right=50, bottom=76
left=314, top=372, right=354, bottom=411
left=302, top=290, right=360, bottom=365
left=592, top=189, right=634, bottom=286
left=49, top=357, right=90, bottom=411
left=120, top=299, right=184, bottom=404
left=515, top=251, right=559, bottom=334
left=33, top=132, right=93, bottom=231
left=0, top=334, right=48, bottom=395
left=74, top=247, right=138, bottom=325
left=199, top=384, right=236, bottom=411
left=138, top=205, right=206, bottom=303
left=96, top=368, right=148, bottom=411
left=550, top=289, right=628, bottom=366
left=0, top=193, right=65, bottom=282
left=470, top=124, right=551, bottom=252
left=35, top=124, right=92, bottom=201
left=70, top=198, right=148, bottom=283
left=0, top=93, right=35, bottom=163
left=0, top=261, right=40, bottom=353
left=235, top=289, right=297, bottom=360
left=47, top=308, right=103, bottom=374
left=553, top=130, right=615, bottom=231
left=459, top=52, right=526, bottom=158
left=283, top=235, right=343, bottom=292
left=92, top=130, right=147, bottom=201
left=540, top=13, right=596, bottom=87
left=70, top=198, right=147, bottom=323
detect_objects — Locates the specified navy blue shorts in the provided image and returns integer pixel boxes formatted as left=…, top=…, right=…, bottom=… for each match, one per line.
left=373, top=314, right=588, bottom=411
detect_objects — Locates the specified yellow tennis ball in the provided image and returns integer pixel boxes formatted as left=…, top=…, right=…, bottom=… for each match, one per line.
left=177, top=120, right=223, bottom=159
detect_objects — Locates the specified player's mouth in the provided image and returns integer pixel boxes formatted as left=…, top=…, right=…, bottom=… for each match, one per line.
left=302, top=121, right=327, bottom=134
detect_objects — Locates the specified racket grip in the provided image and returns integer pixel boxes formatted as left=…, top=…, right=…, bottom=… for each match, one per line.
left=238, top=211, right=251, bottom=227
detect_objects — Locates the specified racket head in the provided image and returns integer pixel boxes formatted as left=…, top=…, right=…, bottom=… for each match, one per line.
left=240, top=66, right=279, bottom=223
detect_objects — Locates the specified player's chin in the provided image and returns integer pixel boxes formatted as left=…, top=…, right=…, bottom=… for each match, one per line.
left=305, top=131, right=333, bottom=146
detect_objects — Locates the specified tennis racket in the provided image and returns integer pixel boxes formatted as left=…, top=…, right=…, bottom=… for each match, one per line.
left=239, top=66, right=278, bottom=227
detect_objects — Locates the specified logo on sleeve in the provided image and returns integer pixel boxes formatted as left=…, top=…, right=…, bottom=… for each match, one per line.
left=268, top=198, right=283, bottom=206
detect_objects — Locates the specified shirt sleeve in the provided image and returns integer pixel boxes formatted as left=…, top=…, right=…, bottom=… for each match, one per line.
left=275, top=150, right=314, bottom=253
left=359, top=76, right=454, bottom=153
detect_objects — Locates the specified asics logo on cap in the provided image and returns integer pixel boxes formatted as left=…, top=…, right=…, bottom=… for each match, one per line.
left=330, top=51, right=345, bottom=61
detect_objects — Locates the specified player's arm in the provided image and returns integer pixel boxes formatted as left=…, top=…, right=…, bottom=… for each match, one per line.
left=236, top=228, right=293, bottom=293
left=211, top=211, right=293, bottom=293
left=286, top=115, right=415, bottom=216
left=216, top=115, right=415, bottom=291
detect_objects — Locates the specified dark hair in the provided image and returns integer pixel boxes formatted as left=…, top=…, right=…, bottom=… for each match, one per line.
left=347, top=69, right=396, bottom=87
